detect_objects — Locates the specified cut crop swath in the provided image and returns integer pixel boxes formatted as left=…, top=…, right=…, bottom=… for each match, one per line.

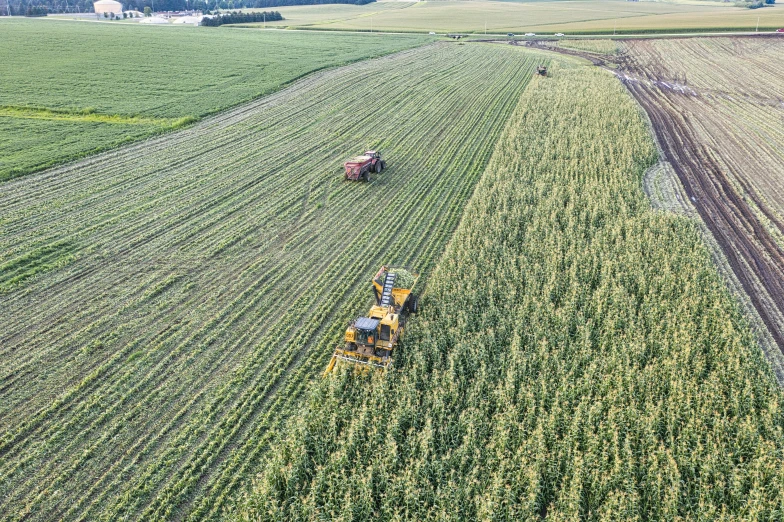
left=0, top=42, right=541, bottom=522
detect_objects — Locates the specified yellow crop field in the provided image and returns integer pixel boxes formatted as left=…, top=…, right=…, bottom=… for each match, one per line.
left=254, top=0, right=784, bottom=34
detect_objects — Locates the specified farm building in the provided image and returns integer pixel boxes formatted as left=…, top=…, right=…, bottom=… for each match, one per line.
left=93, top=0, right=122, bottom=16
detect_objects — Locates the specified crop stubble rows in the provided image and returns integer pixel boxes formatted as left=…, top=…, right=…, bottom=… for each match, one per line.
left=0, top=43, right=539, bottom=521
left=617, top=37, right=784, bottom=350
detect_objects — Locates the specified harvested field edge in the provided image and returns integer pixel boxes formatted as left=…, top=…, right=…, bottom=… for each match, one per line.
left=641, top=148, right=784, bottom=385
left=517, top=38, right=784, bottom=378
left=0, top=37, right=429, bottom=183
left=619, top=68, right=784, bottom=351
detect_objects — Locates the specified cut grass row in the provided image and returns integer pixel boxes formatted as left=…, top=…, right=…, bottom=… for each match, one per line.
left=236, top=59, right=784, bottom=520
left=0, top=42, right=542, bottom=521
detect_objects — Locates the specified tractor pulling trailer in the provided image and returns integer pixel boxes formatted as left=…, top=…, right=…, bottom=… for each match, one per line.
left=344, top=150, right=386, bottom=181
left=325, top=266, right=419, bottom=375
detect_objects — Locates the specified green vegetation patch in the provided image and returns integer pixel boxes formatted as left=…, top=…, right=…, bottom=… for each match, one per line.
left=0, top=18, right=428, bottom=180
left=0, top=240, right=78, bottom=293
left=0, top=105, right=188, bottom=126
left=560, top=38, right=620, bottom=55
left=0, top=117, right=162, bottom=181
left=237, top=62, right=784, bottom=520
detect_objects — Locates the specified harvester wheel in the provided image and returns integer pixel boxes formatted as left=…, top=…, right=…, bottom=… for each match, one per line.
left=362, top=172, right=369, bottom=182
left=375, top=161, right=382, bottom=174
left=409, top=295, right=419, bottom=314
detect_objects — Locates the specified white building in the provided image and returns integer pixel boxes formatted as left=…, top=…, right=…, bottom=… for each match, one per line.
left=93, top=0, right=123, bottom=16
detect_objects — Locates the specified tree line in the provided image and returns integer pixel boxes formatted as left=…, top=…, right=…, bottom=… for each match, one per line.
left=200, top=9, right=281, bottom=25
left=1, top=0, right=373, bottom=15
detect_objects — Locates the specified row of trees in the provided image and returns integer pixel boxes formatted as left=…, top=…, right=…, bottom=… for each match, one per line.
left=200, top=9, right=281, bottom=25
left=23, top=4, right=47, bottom=14
left=4, top=0, right=94, bottom=15
left=742, top=0, right=775, bottom=8
left=1, top=0, right=372, bottom=15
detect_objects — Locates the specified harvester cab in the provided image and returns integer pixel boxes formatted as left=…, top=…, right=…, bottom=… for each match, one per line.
left=537, top=65, right=548, bottom=76
left=324, top=266, right=418, bottom=375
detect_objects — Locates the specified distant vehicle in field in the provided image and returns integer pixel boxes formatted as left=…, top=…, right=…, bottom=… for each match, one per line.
left=429, top=31, right=436, bottom=35
left=525, top=32, right=536, bottom=37
left=537, top=65, right=547, bottom=76
left=555, top=33, right=565, bottom=37
left=777, top=28, right=784, bottom=32
left=507, top=33, right=515, bottom=37
left=344, top=150, right=385, bottom=181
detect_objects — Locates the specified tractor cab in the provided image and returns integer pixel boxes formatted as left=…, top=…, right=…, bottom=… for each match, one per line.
left=364, top=150, right=380, bottom=159
left=376, top=313, right=399, bottom=357
left=345, top=309, right=400, bottom=358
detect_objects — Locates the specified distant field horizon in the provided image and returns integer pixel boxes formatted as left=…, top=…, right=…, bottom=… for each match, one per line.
left=242, top=0, right=784, bottom=34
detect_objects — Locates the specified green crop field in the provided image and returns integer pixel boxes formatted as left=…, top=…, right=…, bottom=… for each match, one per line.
left=236, top=58, right=784, bottom=520
left=254, top=0, right=784, bottom=34
left=0, top=42, right=543, bottom=521
left=0, top=19, right=428, bottom=180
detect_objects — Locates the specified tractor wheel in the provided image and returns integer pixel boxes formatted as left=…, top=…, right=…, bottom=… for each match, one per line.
left=381, top=161, right=386, bottom=170
left=362, top=172, right=368, bottom=182
left=375, top=161, right=382, bottom=174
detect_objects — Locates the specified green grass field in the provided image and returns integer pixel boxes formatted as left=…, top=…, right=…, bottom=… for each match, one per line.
left=0, top=19, right=428, bottom=180
left=252, top=0, right=784, bottom=34
left=0, top=41, right=542, bottom=522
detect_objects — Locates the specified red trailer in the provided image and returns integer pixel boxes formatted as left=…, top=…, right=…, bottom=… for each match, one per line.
left=344, top=151, right=386, bottom=181
left=777, top=28, right=784, bottom=32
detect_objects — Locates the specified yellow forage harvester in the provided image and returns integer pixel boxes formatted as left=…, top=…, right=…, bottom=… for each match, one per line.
left=324, top=266, right=419, bottom=375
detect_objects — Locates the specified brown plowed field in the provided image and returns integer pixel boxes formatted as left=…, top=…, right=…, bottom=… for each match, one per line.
left=618, top=37, right=784, bottom=350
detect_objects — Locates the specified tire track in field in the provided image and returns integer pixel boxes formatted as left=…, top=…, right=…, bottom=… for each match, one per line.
left=616, top=38, right=784, bottom=351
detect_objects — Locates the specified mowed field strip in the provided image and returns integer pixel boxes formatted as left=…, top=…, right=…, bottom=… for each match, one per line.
left=0, top=18, right=428, bottom=180
left=0, top=43, right=543, bottom=521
